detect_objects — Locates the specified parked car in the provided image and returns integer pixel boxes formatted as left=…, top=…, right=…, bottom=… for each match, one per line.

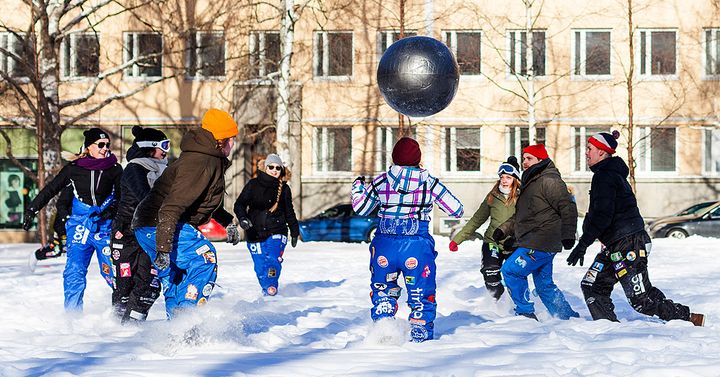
left=198, top=218, right=229, bottom=242
left=647, top=200, right=720, bottom=239
left=298, top=203, right=379, bottom=243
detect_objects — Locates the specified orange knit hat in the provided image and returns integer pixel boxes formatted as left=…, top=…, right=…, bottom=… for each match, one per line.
left=201, top=108, right=238, bottom=140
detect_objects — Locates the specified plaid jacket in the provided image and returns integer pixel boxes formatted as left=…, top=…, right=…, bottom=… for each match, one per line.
left=351, top=165, right=464, bottom=221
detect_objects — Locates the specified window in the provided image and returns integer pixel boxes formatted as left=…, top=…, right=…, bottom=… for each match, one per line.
left=376, top=127, right=417, bottom=171
left=378, top=30, right=417, bottom=54
left=61, top=32, right=100, bottom=78
left=314, top=31, right=353, bottom=78
left=704, top=128, right=720, bottom=174
left=186, top=31, right=225, bottom=79
left=123, top=32, right=162, bottom=78
left=445, top=31, right=481, bottom=75
left=638, top=30, right=676, bottom=76
left=573, top=30, right=611, bottom=76
left=636, top=127, right=676, bottom=172
left=508, top=30, right=545, bottom=77
left=444, top=127, right=481, bottom=172
left=0, top=32, right=33, bottom=79
left=249, top=31, right=280, bottom=79
left=314, top=127, right=352, bottom=172
left=507, top=126, right=546, bottom=157
left=704, top=29, right=720, bottom=77
left=573, top=126, right=610, bottom=171
left=0, top=128, right=38, bottom=229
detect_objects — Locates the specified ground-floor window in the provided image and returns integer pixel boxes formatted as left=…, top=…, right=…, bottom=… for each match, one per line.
left=636, top=126, right=676, bottom=172
left=704, top=128, right=720, bottom=174
left=0, top=128, right=39, bottom=229
left=314, top=127, right=352, bottom=172
left=573, top=126, right=610, bottom=172
left=376, top=127, right=416, bottom=171
left=506, top=125, right=546, bottom=158
left=444, top=127, right=481, bottom=172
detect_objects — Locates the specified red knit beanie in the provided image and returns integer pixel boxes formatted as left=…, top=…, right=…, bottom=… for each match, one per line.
left=522, top=144, right=549, bottom=160
left=392, top=137, right=422, bottom=166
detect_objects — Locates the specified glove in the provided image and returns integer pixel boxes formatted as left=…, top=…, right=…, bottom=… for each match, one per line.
left=22, top=209, right=37, bottom=231
left=226, top=224, right=241, bottom=245
left=98, top=207, right=114, bottom=221
left=492, top=228, right=505, bottom=242
left=154, top=251, right=171, bottom=269
left=562, top=239, right=576, bottom=250
left=291, top=236, right=298, bottom=248
left=355, top=176, right=365, bottom=184
left=239, top=218, right=253, bottom=230
left=449, top=240, right=458, bottom=252
left=502, top=236, right=516, bottom=251
left=566, top=243, right=588, bottom=266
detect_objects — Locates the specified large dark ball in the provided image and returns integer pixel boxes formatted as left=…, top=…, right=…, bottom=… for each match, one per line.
left=377, top=36, right=459, bottom=117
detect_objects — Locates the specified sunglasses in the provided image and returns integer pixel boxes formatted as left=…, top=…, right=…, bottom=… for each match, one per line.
left=137, top=139, right=171, bottom=152
left=94, top=142, right=110, bottom=149
left=266, top=165, right=282, bottom=171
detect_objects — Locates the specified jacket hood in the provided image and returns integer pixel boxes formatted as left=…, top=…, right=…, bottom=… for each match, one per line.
left=180, top=128, right=226, bottom=158
left=590, top=156, right=629, bottom=177
left=125, top=143, right=145, bottom=162
left=387, top=165, right=429, bottom=194
left=521, top=159, right=559, bottom=189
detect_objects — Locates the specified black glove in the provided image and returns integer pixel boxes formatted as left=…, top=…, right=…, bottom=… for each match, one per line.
left=98, top=206, right=114, bottom=221
left=492, top=228, right=505, bottom=242
left=226, top=224, right=241, bottom=245
left=154, top=251, right=171, bottom=269
left=355, top=176, right=365, bottom=184
left=566, top=243, right=588, bottom=266
left=239, top=218, right=253, bottom=230
left=502, top=236, right=516, bottom=252
left=291, top=236, right=298, bottom=248
left=22, top=208, right=37, bottom=231
left=562, top=239, right=576, bottom=250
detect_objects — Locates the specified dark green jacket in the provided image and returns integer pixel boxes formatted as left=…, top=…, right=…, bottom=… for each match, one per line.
left=452, top=186, right=516, bottom=251
left=499, top=159, right=577, bottom=253
left=132, top=128, right=231, bottom=253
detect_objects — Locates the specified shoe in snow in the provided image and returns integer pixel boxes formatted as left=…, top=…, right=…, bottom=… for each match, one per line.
left=689, top=313, right=705, bottom=327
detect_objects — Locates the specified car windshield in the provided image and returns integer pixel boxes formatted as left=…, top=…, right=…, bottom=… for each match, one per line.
left=677, top=202, right=716, bottom=216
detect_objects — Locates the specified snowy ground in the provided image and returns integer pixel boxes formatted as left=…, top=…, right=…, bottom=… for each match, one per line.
left=1, top=236, right=719, bottom=377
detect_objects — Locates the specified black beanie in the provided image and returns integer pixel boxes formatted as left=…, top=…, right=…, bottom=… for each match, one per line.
left=132, top=126, right=167, bottom=143
left=83, top=128, right=110, bottom=148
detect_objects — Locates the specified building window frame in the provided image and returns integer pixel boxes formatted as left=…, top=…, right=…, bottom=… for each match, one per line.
left=60, top=31, right=100, bottom=80
left=571, top=29, right=612, bottom=80
left=185, top=30, right=225, bottom=80
left=377, top=30, right=417, bottom=55
left=313, top=126, right=353, bottom=173
left=443, top=127, right=482, bottom=174
left=637, top=29, right=678, bottom=79
left=249, top=30, right=280, bottom=80
left=507, top=29, right=546, bottom=78
left=375, top=127, right=417, bottom=172
left=313, top=31, right=353, bottom=81
left=635, top=126, right=677, bottom=174
left=123, top=31, right=163, bottom=80
left=506, top=125, right=547, bottom=158
left=0, top=31, right=33, bottom=81
left=703, top=127, right=720, bottom=175
left=571, top=126, right=612, bottom=173
left=703, top=28, right=720, bottom=79
left=444, top=30, right=482, bottom=76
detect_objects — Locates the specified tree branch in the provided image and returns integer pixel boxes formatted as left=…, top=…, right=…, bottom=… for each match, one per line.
left=0, top=129, right=39, bottom=182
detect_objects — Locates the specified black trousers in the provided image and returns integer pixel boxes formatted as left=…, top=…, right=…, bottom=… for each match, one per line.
left=111, top=232, right=161, bottom=322
left=481, top=242, right=510, bottom=300
left=580, top=231, right=690, bottom=322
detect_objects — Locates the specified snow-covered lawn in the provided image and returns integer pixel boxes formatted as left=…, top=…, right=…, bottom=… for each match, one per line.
left=1, top=236, right=718, bottom=376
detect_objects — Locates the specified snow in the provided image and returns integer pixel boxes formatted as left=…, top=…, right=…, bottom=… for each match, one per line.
left=1, top=236, right=719, bottom=376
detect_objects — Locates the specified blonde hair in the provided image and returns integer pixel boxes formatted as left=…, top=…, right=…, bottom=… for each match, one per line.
left=61, top=149, right=88, bottom=162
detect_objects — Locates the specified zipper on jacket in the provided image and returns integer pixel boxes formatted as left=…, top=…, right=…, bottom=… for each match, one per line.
left=90, top=171, right=97, bottom=206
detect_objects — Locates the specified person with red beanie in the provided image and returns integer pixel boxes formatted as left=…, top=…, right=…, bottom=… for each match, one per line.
left=352, top=136, right=464, bottom=342
left=567, top=131, right=705, bottom=326
left=493, top=143, right=580, bottom=320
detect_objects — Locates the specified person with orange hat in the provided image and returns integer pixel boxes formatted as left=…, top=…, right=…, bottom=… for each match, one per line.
left=493, top=143, right=579, bottom=320
left=567, top=131, right=705, bottom=326
left=132, top=108, right=239, bottom=319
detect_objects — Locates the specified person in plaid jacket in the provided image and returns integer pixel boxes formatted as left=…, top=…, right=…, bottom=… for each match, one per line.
left=351, top=137, right=464, bottom=342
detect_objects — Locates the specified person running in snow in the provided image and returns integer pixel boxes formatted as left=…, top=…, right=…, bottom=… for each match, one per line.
left=352, top=137, right=464, bottom=342
left=23, top=128, right=122, bottom=311
left=449, top=156, right=521, bottom=300
left=566, top=131, right=705, bottom=326
left=111, top=126, right=170, bottom=323
left=132, top=109, right=239, bottom=319
left=493, top=144, right=579, bottom=320
left=233, top=154, right=300, bottom=296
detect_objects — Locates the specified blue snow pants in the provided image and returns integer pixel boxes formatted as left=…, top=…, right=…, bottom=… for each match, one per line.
left=501, top=247, right=579, bottom=319
left=246, top=234, right=287, bottom=296
left=369, top=218, right=437, bottom=342
left=135, top=223, right=217, bottom=319
left=63, top=197, right=114, bottom=311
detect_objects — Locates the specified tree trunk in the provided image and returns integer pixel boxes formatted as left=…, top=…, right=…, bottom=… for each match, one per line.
left=276, top=0, right=295, bottom=167
left=626, top=0, right=637, bottom=192
left=525, top=0, right=537, bottom=144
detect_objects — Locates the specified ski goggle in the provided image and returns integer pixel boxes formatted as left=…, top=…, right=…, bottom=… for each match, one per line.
left=498, top=164, right=520, bottom=177
left=137, top=139, right=171, bottom=152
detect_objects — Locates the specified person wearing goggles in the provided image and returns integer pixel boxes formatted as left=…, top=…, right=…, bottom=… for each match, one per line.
left=449, top=156, right=521, bottom=300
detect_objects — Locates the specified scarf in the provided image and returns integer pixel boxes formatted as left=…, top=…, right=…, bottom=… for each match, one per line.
left=76, top=153, right=118, bottom=170
left=129, top=157, right=168, bottom=187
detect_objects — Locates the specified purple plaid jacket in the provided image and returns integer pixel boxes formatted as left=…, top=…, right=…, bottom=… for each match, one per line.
left=351, top=165, right=464, bottom=221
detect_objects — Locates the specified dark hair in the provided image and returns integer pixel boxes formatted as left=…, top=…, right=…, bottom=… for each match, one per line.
left=7, top=174, right=20, bottom=185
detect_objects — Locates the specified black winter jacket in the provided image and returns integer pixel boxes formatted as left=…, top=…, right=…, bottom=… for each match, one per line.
left=112, top=145, right=162, bottom=234
left=578, top=156, right=645, bottom=247
left=29, top=158, right=122, bottom=217
left=234, top=170, right=300, bottom=242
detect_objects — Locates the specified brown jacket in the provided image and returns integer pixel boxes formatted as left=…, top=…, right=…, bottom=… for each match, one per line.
left=498, top=159, right=577, bottom=253
left=132, top=127, right=230, bottom=253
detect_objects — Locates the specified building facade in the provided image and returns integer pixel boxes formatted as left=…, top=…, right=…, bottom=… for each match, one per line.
left=2, top=0, right=720, bottom=242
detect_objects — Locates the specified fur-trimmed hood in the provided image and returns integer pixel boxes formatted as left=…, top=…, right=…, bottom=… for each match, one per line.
left=258, top=158, right=292, bottom=182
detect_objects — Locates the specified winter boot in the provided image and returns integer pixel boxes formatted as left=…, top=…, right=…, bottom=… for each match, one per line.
left=518, top=312, right=539, bottom=321
left=689, top=313, right=705, bottom=327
